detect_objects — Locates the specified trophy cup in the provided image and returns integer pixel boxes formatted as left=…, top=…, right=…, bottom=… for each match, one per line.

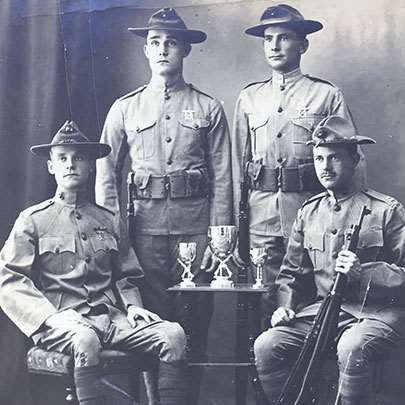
left=250, top=247, right=267, bottom=289
left=177, top=242, right=197, bottom=287
left=208, top=225, right=237, bottom=288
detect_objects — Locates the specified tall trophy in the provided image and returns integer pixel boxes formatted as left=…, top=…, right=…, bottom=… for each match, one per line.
left=177, top=242, right=197, bottom=287
left=250, top=247, right=267, bottom=288
left=208, top=225, right=237, bottom=288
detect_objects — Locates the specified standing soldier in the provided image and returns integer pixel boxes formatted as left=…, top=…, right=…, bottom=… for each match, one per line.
left=95, top=8, right=233, bottom=403
left=232, top=4, right=364, bottom=317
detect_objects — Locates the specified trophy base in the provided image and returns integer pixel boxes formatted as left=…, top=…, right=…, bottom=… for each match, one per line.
left=252, top=281, right=265, bottom=289
left=210, top=278, right=234, bottom=288
left=179, top=279, right=196, bottom=288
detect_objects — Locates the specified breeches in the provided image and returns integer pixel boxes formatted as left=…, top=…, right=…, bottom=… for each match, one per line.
left=133, top=233, right=213, bottom=356
left=254, top=312, right=401, bottom=405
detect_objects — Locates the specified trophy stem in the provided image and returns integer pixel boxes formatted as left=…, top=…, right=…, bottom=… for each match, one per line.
left=253, top=263, right=264, bottom=289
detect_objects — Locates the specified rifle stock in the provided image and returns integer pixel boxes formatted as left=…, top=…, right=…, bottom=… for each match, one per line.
left=277, top=205, right=371, bottom=405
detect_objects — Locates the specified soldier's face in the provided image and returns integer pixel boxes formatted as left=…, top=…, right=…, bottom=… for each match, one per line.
left=263, top=26, right=308, bottom=73
left=144, top=30, right=190, bottom=77
left=313, top=145, right=359, bottom=192
left=47, top=146, right=93, bottom=191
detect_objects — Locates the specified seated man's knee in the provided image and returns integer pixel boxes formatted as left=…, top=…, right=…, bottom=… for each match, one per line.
left=159, top=321, right=187, bottom=363
left=337, top=330, right=370, bottom=370
left=254, top=329, right=286, bottom=368
left=71, top=326, right=101, bottom=367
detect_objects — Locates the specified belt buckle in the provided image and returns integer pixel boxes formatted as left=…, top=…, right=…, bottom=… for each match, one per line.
left=276, top=166, right=282, bottom=190
left=164, top=175, right=170, bottom=197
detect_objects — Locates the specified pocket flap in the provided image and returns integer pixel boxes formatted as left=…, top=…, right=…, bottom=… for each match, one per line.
left=304, top=232, right=324, bottom=251
left=248, top=113, right=269, bottom=131
left=179, top=118, right=210, bottom=130
left=126, top=117, right=157, bottom=133
left=358, top=227, right=383, bottom=249
left=89, top=233, right=118, bottom=253
left=39, top=236, right=75, bottom=255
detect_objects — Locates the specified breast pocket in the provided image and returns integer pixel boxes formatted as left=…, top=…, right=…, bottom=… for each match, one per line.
left=39, top=235, right=76, bottom=274
left=178, top=118, right=210, bottom=155
left=357, top=227, right=383, bottom=263
left=304, top=232, right=325, bottom=270
left=247, top=113, right=269, bottom=156
left=126, top=118, right=157, bottom=160
left=292, top=115, right=324, bottom=160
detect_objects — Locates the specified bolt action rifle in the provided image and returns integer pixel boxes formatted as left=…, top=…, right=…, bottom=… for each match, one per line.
left=277, top=205, right=371, bottom=405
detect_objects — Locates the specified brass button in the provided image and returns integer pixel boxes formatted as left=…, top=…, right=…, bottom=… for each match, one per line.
left=277, top=157, right=283, bottom=163
left=165, top=137, right=172, bottom=143
left=55, top=247, right=60, bottom=253
left=164, top=94, right=170, bottom=100
left=280, top=85, right=285, bottom=91
left=331, top=229, right=337, bottom=235
left=277, top=132, right=282, bottom=138
left=75, top=212, right=82, bottom=220
left=193, top=123, right=199, bottom=129
left=81, top=233, right=87, bottom=241
left=277, top=106, right=283, bottom=113
left=166, top=159, right=173, bottom=165
left=165, top=114, right=171, bottom=120
left=84, top=255, right=91, bottom=264
left=136, top=126, right=141, bottom=133
left=334, top=205, right=341, bottom=212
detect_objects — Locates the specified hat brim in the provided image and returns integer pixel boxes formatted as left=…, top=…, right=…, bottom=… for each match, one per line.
left=128, top=27, right=207, bottom=44
left=245, top=20, right=323, bottom=38
left=307, top=136, right=376, bottom=146
left=30, top=143, right=112, bottom=159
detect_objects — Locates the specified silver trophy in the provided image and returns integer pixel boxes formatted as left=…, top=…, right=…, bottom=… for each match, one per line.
left=177, top=242, right=197, bottom=287
left=208, top=225, right=237, bottom=288
left=250, top=247, right=267, bottom=288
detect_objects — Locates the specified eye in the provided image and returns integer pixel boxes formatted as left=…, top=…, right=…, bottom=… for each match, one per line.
left=264, top=36, right=273, bottom=43
left=280, top=34, right=289, bottom=41
left=60, top=156, right=67, bottom=162
left=74, top=155, right=84, bottom=161
left=167, top=40, right=178, bottom=47
left=314, top=156, right=322, bottom=161
left=150, top=40, right=159, bottom=46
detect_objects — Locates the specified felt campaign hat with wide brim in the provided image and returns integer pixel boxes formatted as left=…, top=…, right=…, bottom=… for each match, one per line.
left=30, top=120, right=111, bottom=159
left=245, top=4, right=323, bottom=38
left=128, top=7, right=207, bottom=44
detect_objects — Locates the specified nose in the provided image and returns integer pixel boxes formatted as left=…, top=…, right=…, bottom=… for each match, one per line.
left=271, top=37, right=281, bottom=51
left=158, top=42, right=169, bottom=56
left=66, top=156, right=75, bottom=170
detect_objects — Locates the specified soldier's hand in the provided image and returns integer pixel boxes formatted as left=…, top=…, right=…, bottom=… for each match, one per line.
left=335, top=250, right=361, bottom=278
left=200, top=246, right=219, bottom=272
left=127, top=305, right=161, bottom=328
left=271, top=307, right=295, bottom=327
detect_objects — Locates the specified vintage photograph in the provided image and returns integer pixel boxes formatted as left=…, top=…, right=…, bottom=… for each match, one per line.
left=0, top=1, right=404, bottom=404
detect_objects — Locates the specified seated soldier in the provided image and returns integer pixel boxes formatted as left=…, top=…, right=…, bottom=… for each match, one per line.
left=253, top=115, right=405, bottom=405
left=0, top=120, right=187, bottom=405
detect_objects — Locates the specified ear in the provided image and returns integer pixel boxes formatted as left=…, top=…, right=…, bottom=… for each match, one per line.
left=143, top=43, right=150, bottom=59
left=183, top=42, right=192, bottom=58
left=299, top=38, right=309, bottom=54
left=47, top=159, right=55, bottom=175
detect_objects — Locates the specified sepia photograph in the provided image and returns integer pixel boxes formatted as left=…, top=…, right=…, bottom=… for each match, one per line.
left=0, top=1, right=404, bottom=404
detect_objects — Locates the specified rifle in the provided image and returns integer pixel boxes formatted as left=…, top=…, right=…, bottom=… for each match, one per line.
left=277, top=205, right=371, bottom=405
left=127, top=171, right=136, bottom=241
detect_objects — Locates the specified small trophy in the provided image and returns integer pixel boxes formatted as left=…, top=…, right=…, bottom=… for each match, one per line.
left=250, top=247, right=267, bottom=289
left=177, top=242, right=197, bottom=287
left=208, top=225, right=237, bottom=288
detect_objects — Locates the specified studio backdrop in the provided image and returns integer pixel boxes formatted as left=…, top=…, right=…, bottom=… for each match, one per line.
left=1, top=1, right=405, bottom=404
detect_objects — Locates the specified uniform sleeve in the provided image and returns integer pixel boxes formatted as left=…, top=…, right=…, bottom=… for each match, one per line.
left=206, top=99, right=233, bottom=225
left=276, top=210, right=316, bottom=310
left=0, top=214, right=57, bottom=337
left=231, top=93, right=250, bottom=227
left=355, top=202, right=405, bottom=304
left=95, top=100, right=129, bottom=213
left=113, top=216, right=144, bottom=309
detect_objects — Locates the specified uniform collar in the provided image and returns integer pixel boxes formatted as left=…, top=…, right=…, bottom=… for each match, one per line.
left=326, top=181, right=362, bottom=206
left=272, top=67, right=303, bottom=87
left=54, top=188, right=90, bottom=208
left=147, top=77, right=187, bottom=94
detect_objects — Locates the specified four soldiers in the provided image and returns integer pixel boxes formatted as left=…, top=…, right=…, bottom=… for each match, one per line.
left=0, top=3, right=402, bottom=405
left=254, top=115, right=405, bottom=405
left=0, top=121, right=188, bottom=405
left=95, top=7, right=232, bottom=403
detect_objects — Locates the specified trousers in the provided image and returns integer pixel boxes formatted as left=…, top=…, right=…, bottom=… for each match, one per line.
left=254, top=312, right=401, bottom=405
left=133, top=233, right=213, bottom=404
left=35, top=308, right=187, bottom=405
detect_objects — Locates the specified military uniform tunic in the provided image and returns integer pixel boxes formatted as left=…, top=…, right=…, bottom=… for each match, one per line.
left=0, top=193, right=144, bottom=338
left=95, top=79, right=233, bottom=234
left=232, top=68, right=358, bottom=237
left=278, top=187, right=405, bottom=333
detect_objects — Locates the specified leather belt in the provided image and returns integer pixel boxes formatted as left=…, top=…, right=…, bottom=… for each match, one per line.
left=247, top=162, right=322, bottom=193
